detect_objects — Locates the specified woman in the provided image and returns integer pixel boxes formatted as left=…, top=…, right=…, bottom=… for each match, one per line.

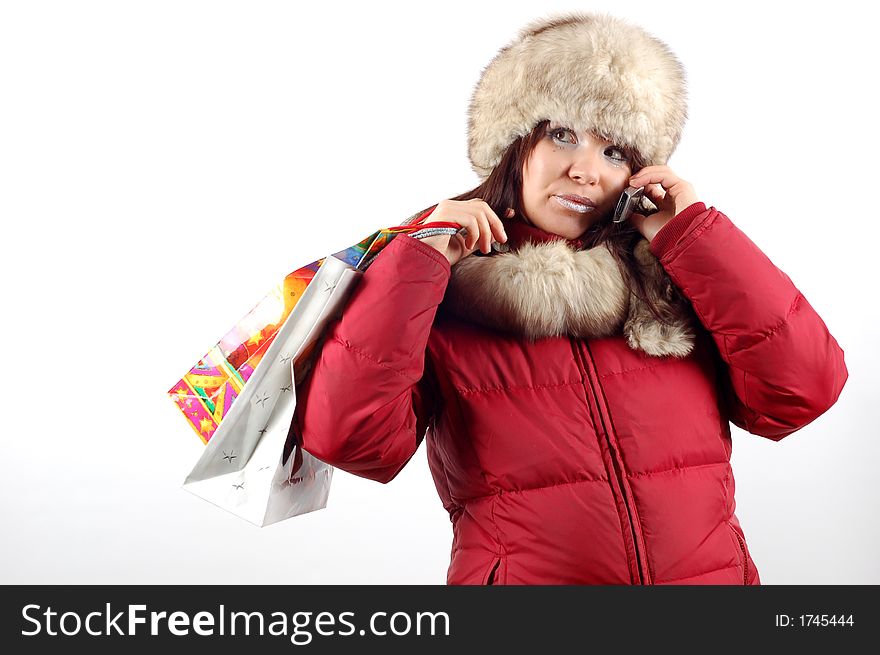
left=291, top=12, right=847, bottom=584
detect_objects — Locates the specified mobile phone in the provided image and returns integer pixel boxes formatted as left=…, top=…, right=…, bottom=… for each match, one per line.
left=612, top=186, right=644, bottom=224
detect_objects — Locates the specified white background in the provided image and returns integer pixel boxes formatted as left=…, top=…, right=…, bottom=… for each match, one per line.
left=1, top=0, right=877, bottom=584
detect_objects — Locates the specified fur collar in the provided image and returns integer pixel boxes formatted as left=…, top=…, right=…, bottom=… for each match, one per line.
left=439, top=219, right=696, bottom=357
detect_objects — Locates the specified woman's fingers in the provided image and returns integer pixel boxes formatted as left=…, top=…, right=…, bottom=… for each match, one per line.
left=480, top=201, right=510, bottom=249
left=630, top=165, right=682, bottom=190
left=624, top=166, right=701, bottom=238
left=464, top=199, right=488, bottom=253
left=460, top=204, right=502, bottom=253
left=432, top=198, right=512, bottom=261
left=630, top=166, right=697, bottom=213
left=457, top=215, right=478, bottom=251
left=631, top=169, right=676, bottom=194
left=477, top=210, right=495, bottom=253
left=500, top=209, right=512, bottom=239
left=643, top=183, right=668, bottom=204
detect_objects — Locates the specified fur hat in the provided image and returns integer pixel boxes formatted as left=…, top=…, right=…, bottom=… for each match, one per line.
left=467, top=12, right=688, bottom=179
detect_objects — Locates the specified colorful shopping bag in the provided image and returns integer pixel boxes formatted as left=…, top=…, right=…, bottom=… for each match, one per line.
left=170, top=206, right=456, bottom=525
left=181, top=254, right=361, bottom=526
left=168, top=228, right=397, bottom=443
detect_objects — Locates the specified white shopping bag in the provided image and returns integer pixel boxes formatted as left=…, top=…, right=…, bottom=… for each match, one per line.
left=183, top=255, right=361, bottom=526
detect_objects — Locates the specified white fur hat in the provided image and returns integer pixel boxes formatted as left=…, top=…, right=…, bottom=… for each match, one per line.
left=467, top=12, right=688, bottom=179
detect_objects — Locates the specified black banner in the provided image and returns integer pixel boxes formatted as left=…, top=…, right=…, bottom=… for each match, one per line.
left=1, top=585, right=873, bottom=652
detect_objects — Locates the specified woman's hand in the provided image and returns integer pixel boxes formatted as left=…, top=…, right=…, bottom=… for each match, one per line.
left=627, top=166, right=700, bottom=242
left=418, top=199, right=512, bottom=266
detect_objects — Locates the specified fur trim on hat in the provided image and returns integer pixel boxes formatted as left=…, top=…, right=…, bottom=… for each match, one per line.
left=467, top=12, right=688, bottom=179
left=440, top=238, right=695, bottom=358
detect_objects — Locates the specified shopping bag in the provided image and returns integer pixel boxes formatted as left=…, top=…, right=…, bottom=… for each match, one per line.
left=168, top=229, right=399, bottom=444
left=182, top=254, right=360, bottom=526
left=169, top=206, right=457, bottom=526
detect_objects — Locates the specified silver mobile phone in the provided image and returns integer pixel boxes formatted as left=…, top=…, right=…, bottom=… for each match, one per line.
left=612, top=186, right=644, bottom=224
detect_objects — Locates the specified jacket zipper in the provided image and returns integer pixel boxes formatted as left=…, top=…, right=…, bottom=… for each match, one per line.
left=731, top=523, right=749, bottom=585
left=572, top=338, right=652, bottom=585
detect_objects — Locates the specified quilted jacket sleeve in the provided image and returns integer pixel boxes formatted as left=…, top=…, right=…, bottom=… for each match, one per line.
left=291, top=233, right=450, bottom=483
left=650, top=203, right=848, bottom=440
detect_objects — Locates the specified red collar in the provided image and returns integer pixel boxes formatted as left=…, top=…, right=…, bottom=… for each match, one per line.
left=502, top=218, right=586, bottom=251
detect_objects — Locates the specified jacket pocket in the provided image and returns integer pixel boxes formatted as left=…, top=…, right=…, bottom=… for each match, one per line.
left=482, top=557, right=503, bottom=585
left=727, top=521, right=749, bottom=585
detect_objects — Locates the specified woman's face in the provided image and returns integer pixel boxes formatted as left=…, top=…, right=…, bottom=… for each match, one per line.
left=521, top=123, right=633, bottom=238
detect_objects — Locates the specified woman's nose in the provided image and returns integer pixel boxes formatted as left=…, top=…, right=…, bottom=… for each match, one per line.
left=568, top=146, right=601, bottom=185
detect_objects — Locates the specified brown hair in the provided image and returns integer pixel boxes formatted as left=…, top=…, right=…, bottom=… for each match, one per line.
left=445, top=120, right=676, bottom=322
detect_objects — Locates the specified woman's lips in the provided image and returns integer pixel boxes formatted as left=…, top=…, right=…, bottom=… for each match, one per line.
left=554, top=195, right=595, bottom=213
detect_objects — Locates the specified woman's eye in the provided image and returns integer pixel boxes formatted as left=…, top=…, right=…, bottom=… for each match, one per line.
left=549, top=128, right=576, bottom=144
left=605, top=146, right=628, bottom=162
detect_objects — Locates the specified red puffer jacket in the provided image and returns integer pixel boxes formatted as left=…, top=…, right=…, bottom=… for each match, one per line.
left=292, top=202, right=847, bottom=584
